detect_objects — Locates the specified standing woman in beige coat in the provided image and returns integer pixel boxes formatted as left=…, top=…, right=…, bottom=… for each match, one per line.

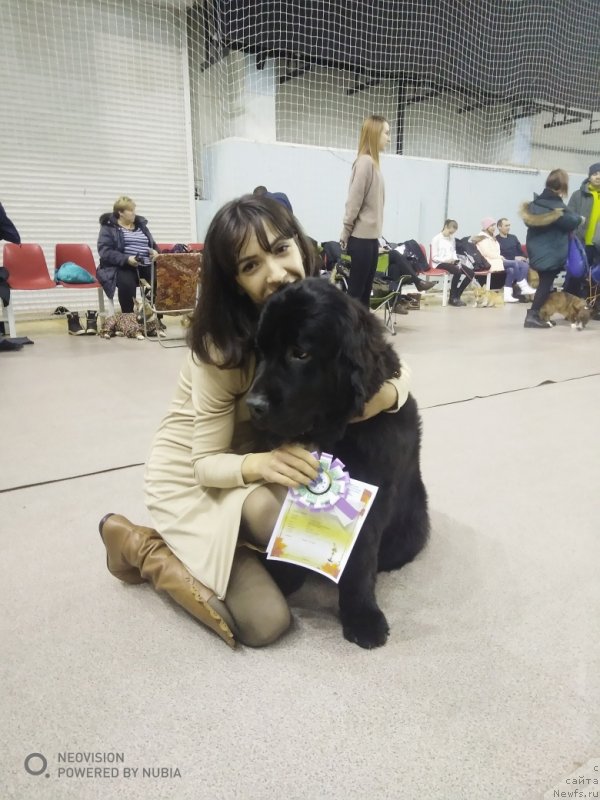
left=98, top=195, right=412, bottom=649
left=340, top=114, right=390, bottom=306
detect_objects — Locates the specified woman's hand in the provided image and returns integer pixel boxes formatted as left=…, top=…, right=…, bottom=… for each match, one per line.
left=127, top=256, right=138, bottom=267
left=242, top=445, right=320, bottom=488
left=350, top=381, right=398, bottom=422
left=150, top=248, right=159, bottom=262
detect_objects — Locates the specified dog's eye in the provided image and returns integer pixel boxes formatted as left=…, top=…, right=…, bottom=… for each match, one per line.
left=288, top=346, right=310, bottom=361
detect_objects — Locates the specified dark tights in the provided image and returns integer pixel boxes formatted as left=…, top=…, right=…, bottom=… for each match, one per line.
left=531, top=270, right=560, bottom=312
left=347, top=237, right=379, bottom=307
left=438, top=262, right=475, bottom=298
left=116, top=264, right=152, bottom=313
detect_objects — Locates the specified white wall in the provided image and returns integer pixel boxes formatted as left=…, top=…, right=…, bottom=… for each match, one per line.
left=197, top=138, right=587, bottom=248
left=1, top=0, right=195, bottom=315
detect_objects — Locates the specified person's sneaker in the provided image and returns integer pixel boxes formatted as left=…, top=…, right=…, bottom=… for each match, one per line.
left=67, top=311, right=85, bottom=335
left=449, top=297, right=466, bottom=307
left=504, top=287, right=519, bottom=303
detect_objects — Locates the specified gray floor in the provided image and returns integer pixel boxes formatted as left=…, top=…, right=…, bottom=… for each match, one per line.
left=3, top=301, right=600, bottom=800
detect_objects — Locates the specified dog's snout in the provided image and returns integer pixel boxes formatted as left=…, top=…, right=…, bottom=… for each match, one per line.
left=247, top=394, right=269, bottom=420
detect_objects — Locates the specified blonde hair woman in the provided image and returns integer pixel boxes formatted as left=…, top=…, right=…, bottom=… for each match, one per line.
left=97, top=196, right=158, bottom=314
left=340, top=114, right=390, bottom=306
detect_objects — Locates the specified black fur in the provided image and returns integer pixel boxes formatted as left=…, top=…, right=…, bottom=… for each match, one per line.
left=247, top=278, right=429, bottom=648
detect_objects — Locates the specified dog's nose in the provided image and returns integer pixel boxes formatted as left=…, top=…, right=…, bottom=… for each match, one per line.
left=246, top=394, right=269, bottom=420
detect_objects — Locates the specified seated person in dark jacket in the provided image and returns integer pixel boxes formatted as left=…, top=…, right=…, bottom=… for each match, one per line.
left=496, top=218, right=527, bottom=262
left=379, top=239, right=435, bottom=292
left=0, top=202, right=21, bottom=245
left=97, top=196, right=158, bottom=313
left=0, top=201, right=21, bottom=335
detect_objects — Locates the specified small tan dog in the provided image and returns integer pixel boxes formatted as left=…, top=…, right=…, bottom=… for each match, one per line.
left=471, top=283, right=504, bottom=308
left=539, top=291, right=591, bottom=330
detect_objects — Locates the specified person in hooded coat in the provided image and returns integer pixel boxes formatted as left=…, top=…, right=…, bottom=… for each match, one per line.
left=519, top=169, right=584, bottom=329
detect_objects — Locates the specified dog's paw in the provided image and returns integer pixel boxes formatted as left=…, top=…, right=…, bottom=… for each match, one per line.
left=341, top=608, right=390, bottom=649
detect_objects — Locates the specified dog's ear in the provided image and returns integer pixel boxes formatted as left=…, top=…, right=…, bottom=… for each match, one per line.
left=336, top=299, right=400, bottom=416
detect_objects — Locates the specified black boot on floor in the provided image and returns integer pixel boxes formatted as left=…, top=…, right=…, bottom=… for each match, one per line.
left=85, top=310, right=98, bottom=335
left=392, top=297, right=409, bottom=315
left=449, top=295, right=466, bottom=307
left=524, top=309, right=551, bottom=329
left=67, top=311, right=85, bottom=336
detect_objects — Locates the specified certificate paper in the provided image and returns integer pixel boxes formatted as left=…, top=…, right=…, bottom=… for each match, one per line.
left=266, top=453, right=378, bottom=583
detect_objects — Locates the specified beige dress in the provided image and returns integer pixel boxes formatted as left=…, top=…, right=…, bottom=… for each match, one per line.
left=144, top=350, right=260, bottom=600
left=144, top=350, right=412, bottom=601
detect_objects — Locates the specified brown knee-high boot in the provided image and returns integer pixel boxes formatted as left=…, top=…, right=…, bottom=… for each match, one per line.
left=99, top=514, right=236, bottom=648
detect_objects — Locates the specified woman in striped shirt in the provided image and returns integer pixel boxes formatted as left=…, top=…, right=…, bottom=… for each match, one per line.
left=97, top=196, right=158, bottom=312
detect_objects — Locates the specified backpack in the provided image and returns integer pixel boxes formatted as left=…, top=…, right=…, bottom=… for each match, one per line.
left=455, top=237, right=491, bottom=271
left=398, top=239, right=428, bottom=272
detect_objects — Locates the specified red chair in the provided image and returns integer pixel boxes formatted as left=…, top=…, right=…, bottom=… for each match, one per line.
left=188, top=243, right=204, bottom=252
left=416, top=243, right=450, bottom=305
left=4, top=243, right=55, bottom=290
left=425, top=242, right=493, bottom=305
left=55, top=243, right=106, bottom=314
left=156, top=243, right=176, bottom=254
left=2, top=243, right=56, bottom=335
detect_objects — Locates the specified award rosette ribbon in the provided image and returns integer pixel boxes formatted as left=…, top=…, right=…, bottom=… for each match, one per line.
left=289, top=452, right=361, bottom=522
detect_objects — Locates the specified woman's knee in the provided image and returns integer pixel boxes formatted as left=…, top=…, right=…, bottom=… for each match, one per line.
left=225, top=547, right=292, bottom=647
left=241, top=484, right=287, bottom=548
left=236, top=597, right=291, bottom=648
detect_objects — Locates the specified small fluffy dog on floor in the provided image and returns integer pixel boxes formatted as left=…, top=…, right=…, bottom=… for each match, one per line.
left=100, top=312, right=145, bottom=340
left=100, top=299, right=164, bottom=340
left=539, top=291, right=591, bottom=330
left=471, top=283, right=504, bottom=307
left=135, top=297, right=166, bottom=338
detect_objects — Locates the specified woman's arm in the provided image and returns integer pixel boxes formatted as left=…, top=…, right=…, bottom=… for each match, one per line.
left=242, top=446, right=319, bottom=487
left=476, top=237, right=498, bottom=260
left=190, top=356, right=318, bottom=489
left=351, top=362, right=412, bottom=421
left=555, top=210, right=584, bottom=232
left=97, top=227, right=129, bottom=268
left=340, top=157, right=372, bottom=246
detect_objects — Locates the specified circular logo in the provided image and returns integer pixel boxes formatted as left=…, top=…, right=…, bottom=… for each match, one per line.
left=307, top=470, right=332, bottom=495
left=24, top=753, right=48, bottom=776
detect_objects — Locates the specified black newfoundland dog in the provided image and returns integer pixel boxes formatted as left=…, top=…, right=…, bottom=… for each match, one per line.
left=247, top=278, right=429, bottom=649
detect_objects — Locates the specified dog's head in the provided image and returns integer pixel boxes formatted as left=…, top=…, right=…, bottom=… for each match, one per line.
left=247, top=278, right=401, bottom=446
left=134, top=297, right=155, bottom=326
left=574, top=304, right=591, bottom=328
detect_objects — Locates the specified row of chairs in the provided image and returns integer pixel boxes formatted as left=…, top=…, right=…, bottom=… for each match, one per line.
left=418, top=243, right=495, bottom=307
left=326, top=241, right=499, bottom=334
left=0, top=242, right=204, bottom=336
